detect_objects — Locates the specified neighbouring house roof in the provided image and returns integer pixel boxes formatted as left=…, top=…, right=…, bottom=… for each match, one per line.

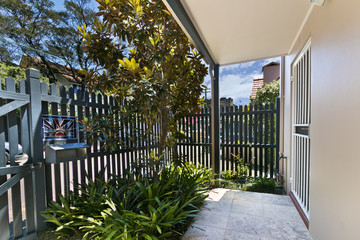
left=20, top=55, right=84, bottom=84
left=250, top=77, right=264, bottom=100
left=163, top=0, right=314, bottom=65
left=262, top=62, right=280, bottom=72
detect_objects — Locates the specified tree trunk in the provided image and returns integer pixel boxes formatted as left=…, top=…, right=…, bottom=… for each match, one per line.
left=156, top=106, right=168, bottom=178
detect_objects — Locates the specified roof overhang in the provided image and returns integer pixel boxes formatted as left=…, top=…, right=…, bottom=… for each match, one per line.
left=163, top=0, right=316, bottom=66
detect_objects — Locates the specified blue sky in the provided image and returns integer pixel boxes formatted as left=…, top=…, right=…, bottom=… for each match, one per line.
left=203, top=57, right=280, bottom=106
left=53, top=0, right=98, bottom=10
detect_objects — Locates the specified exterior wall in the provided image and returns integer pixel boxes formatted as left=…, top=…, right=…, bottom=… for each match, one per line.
left=283, top=0, right=360, bottom=239
left=263, top=64, right=280, bottom=85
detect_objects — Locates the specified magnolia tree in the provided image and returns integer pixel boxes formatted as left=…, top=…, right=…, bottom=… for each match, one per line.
left=80, top=0, right=207, bottom=172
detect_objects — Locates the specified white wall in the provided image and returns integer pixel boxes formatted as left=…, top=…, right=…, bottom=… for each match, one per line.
left=283, top=0, right=360, bottom=239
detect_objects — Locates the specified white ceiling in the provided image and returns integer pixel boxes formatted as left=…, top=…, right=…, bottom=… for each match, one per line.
left=169, top=0, right=313, bottom=65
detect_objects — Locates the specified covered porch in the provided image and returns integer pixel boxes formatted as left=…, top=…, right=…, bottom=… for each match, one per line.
left=162, top=0, right=317, bottom=193
left=162, top=0, right=319, bottom=238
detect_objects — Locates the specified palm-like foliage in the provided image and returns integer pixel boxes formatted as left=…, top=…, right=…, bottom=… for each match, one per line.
left=42, top=163, right=212, bottom=239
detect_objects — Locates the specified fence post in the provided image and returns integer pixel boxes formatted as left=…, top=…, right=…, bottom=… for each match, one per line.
left=275, top=97, right=280, bottom=173
left=26, top=68, right=47, bottom=231
left=211, top=64, right=220, bottom=183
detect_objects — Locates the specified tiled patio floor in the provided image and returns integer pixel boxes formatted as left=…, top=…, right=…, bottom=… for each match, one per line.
left=182, top=188, right=311, bottom=240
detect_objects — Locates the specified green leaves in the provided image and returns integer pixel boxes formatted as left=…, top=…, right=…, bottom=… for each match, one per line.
left=0, top=0, right=96, bottom=80
left=42, top=164, right=211, bottom=239
left=81, top=0, right=208, bottom=170
left=118, top=57, right=140, bottom=73
left=252, top=79, right=280, bottom=105
left=128, top=0, right=143, bottom=17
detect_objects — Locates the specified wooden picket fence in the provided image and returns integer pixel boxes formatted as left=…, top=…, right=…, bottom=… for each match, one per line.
left=0, top=68, right=279, bottom=239
left=41, top=77, right=162, bottom=204
left=177, top=99, right=280, bottom=178
left=0, top=69, right=162, bottom=239
left=0, top=69, right=45, bottom=240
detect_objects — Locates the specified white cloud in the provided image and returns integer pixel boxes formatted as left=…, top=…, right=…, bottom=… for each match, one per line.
left=239, top=60, right=257, bottom=69
left=220, top=60, right=257, bottom=74
left=220, top=64, right=240, bottom=74
left=203, top=57, right=280, bottom=105
left=218, top=71, right=261, bottom=103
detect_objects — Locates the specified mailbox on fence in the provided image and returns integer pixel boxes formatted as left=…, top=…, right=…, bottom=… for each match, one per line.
left=44, top=143, right=88, bottom=164
left=42, top=115, right=89, bottom=164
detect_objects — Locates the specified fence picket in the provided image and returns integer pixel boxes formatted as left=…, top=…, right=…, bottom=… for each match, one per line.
left=206, top=108, right=212, bottom=168
left=177, top=101, right=279, bottom=179
left=244, top=106, right=249, bottom=169
left=109, top=96, right=116, bottom=177
left=0, top=84, right=10, bottom=240
left=258, top=104, right=264, bottom=177
left=59, top=86, right=70, bottom=198
left=221, top=107, right=225, bottom=171
left=270, top=103, right=275, bottom=177
left=77, top=90, right=86, bottom=185
left=97, top=94, right=105, bottom=177
left=238, top=106, right=243, bottom=163
left=50, top=84, right=61, bottom=202
left=264, top=103, right=269, bottom=176
left=84, top=91, right=92, bottom=181
left=193, top=111, right=197, bottom=165
left=225, top=106, right=230, bottom=171
left=113, top=99, right=121, bottom=177
left=129, top=113, right=134, bottom=174
left=234, top=106, right=239, bottom=168
left=91, top=92, right=98, bottom=178
left=6, top=77, right=24, bottom=238
left=120, top=106, right=126, bottom=178
left=253, top=105, right=258, bottom=177
left=68, top=88, right=78, bottom=194
left=200, top=108, right=204, bottom=166
left=42, top=82, right=53, bottom=204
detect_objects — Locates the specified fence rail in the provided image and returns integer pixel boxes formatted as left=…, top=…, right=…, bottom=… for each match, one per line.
left=40, top=83, right=163, bottom=204
left=1, top=68, right=280, bottom=239
left=0, top=70, right=43, bottom=240
left=0, top=69, right=163, bottom=239
left=177, top=99, right=280, bottom=178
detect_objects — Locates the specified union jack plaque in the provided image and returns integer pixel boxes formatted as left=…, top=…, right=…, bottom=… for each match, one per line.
left=42, top=115, right=77, bottom=140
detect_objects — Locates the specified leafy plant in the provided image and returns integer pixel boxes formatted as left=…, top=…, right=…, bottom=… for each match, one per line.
left=220, top=153, right=249, bottom=183
left=0, top=61, right=50, bottom=89
left=251, top=79, right=280, bottom=105
left=243, top=177, right=277, bottom=193
left=42, top=163, right=210, bottom=239
left=79, top=0, right=208, bottom=177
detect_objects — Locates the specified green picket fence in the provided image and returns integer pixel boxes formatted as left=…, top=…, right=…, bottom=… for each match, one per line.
left=177, top=99, right=280, bottom=178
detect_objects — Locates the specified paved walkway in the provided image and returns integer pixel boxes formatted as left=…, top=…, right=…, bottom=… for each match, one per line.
left=182, top=189, right=311, bottom=240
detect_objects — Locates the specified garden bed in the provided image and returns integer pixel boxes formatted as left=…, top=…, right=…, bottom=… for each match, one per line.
left=41, top=163, right=211, bottom=240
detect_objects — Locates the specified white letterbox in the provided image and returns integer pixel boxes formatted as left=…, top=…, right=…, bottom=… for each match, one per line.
left=44, top=143, right=89, bottom=164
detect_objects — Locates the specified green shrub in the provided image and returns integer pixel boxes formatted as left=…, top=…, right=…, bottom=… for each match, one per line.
left=220, top=154, right=249, bottom=181
left=243, top=177, right=277, bottom=193
left=42, top=163, right=211, bottom=239
left=220, top=153, right=249, bottom=189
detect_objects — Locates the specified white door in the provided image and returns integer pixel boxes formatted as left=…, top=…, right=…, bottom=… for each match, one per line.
left=291, top=40, right=311, bottom=219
